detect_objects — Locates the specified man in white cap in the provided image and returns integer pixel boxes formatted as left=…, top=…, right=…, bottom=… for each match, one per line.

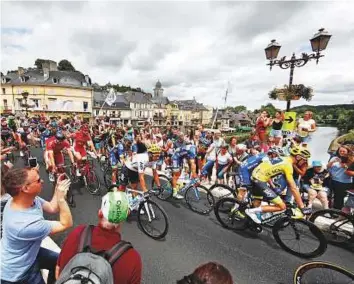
left=56, top=191, right=142, bottom=284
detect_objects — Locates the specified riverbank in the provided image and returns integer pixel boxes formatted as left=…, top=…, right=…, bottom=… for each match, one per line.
left=328, top=130, right=354, bottom=153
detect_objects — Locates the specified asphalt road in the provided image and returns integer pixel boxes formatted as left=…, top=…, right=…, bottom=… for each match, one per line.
left=13, top=147, right=354, bottom=284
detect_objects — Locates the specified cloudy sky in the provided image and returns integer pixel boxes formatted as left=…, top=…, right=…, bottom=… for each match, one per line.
left=1, top=1, right=354, bottom=109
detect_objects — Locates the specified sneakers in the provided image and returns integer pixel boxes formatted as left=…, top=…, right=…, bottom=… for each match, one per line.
left=245, top=209, right=262, bottom=224
left=76, top=168, right=81, bottom=177
left=48, top=173, right=55, bottom=182
left=173, top=189, right=184, bottom=200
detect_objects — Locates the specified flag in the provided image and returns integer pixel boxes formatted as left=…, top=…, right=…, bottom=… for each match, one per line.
left=105, top=88, right=117, bottom=106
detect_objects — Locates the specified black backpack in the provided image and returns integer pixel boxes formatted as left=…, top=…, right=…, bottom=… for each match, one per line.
left=56, top=225, right=132, bottom=284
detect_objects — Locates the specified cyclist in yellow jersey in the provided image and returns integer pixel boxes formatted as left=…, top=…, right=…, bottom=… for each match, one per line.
left=245, top=145, right=312, bottom=224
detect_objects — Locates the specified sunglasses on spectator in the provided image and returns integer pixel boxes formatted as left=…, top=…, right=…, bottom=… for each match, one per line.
left=27, top=178, right=41, bottom=186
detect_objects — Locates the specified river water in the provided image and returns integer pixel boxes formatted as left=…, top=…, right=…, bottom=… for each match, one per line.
left=307, top=126, right=338, bottom=163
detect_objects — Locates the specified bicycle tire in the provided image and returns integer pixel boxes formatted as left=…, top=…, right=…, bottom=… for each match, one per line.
left=209, top=183, right=237, bottom=212
left=85, top=170, right=101, bottom=195
left=214, top=197, right=248, bottom=230
left=272, top=217, right=327, bottom=258
left=103, top=167, right=113, bottom=188
left=294, top=261, right=354, bottom=284
left=185, top=185, right=215, bottom=215
left=309, top=209, right=354, bottom=244
left=151, top=174, right=173, bottom=200
left=137, top=199, right=169, bottom=240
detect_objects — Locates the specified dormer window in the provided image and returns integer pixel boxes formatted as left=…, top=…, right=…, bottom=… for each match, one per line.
left=52, top=78, right=59, bottom=84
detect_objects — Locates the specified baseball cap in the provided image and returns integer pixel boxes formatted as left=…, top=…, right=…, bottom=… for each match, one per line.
left=101, top=191, right=129, bottom=224
left=312, top=160, right=322, bottom=167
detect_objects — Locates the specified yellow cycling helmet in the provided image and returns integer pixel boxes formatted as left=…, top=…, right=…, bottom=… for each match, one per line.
left=289, top=145, right=311, bottom=159
left=147, top=144, right=162, bottom=155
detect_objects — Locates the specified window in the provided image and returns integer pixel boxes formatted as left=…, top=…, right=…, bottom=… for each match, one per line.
left=16, top=98, right=22, bottom=109
left=139, top=111, right=142, bottom=117
left=2, top=88, right=5, bottom=95
left=83, top=101, right=88, bottom=112
left=112, top=111, right=115, bottom=117
left=3, top=99, right=8, bottom=108
left=53, top=78, right=59, bottom=84
left=31, top=99, right=40, bottom=108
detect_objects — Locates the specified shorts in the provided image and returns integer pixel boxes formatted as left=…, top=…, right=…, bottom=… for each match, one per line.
left=252, top=180, right=279, bottom=201
left=72, top=145, right=87, bottom=158
left=44, top=151, right=64, bottom=166
left=216, top=164, right=228, bottom=179
left=270, top=129, right=282, bottom=138
left=172, top=156, right=184, bottom=173
left=94, top=141, right=102, bottom=150
left=120, top=166, right=139, bottom=186
left=109, top=151, right=121, bottom=169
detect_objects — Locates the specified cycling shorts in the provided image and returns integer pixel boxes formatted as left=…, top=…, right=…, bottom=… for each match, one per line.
left=172, top=156, right=184, bottom=173
left=109, top=150, right=122, bottom=169
left=72, top=145, right=87, bottom=159
left=251, top=180, right=280, bottom=202
left=119, top=165, right=139, bottom=186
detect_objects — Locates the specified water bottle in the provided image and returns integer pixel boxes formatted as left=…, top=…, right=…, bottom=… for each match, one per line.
left=127, top=192, right=133, bottom=205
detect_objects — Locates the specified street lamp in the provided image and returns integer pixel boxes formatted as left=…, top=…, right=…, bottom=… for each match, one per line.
left=265, top=28, right=332, bottom=111
left=21, top=91, right=30, bottom=116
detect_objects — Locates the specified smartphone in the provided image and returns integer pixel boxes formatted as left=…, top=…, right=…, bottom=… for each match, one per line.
left=28, top=157, right=38, bottom=168
left=59, top=173, right=68, bottom=181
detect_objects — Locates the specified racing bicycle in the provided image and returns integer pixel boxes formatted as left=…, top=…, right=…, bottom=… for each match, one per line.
left=108, top=186, right=169, bottom=240
left=294, top=261, right=354, bottom=284
left=214, top=195, right=327, bottom=258
left=152, top=173, right=215, bottom=215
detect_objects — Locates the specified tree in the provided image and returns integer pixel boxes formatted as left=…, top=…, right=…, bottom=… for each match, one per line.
left=35, top=58, right=46, bottom=70
left=58, top=59, right=76, bottom=71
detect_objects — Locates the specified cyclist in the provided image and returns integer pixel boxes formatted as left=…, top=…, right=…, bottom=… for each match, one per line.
left=1, top=120, right=15, bottom=147
left=119, top=144, right=162, bottom=204
left=246, top=145, right=312, bottom=224
left=171, top=137, right=198, bottom=199
left=16, top=122, right=32, bottom=157
left=71, top=124, right=99, bottom=176
left=107, top=131, right=127, bottom=185
left=196, top=132, right=213, bottom=176
left=45, top=132, right=75, bottom=182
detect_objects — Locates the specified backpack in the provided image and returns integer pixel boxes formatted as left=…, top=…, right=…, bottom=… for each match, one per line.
left=56, top=225, right=133, bottom=284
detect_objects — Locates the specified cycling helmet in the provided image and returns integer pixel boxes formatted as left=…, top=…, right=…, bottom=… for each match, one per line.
left=50, top=121, right=57, bottom=128
left=38, top=125, right=46, bottom=132
left=147, top=144, right=162, bottom=155
left=267, top=146, right=284, bottom=156
left=289, top=145, right=311, bottom=159
left=55, top=131, right=66, bottom=141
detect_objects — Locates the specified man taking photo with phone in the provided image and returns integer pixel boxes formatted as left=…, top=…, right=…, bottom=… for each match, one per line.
left=1, top=167, right=73, bottom=284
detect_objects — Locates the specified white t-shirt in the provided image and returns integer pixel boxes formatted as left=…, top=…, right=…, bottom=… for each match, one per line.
left=207, top=138, right=224, bottom=161
left=217, top=152, right=232, bottom=165
left=125, top=153, right=157, bottom=173
left=297, top=118, right=315, bottom=137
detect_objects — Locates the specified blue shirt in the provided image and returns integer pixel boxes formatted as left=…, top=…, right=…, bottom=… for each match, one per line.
left=329, top=158, right=353, bottom=184
left=1, top=197, right=53, bottom=281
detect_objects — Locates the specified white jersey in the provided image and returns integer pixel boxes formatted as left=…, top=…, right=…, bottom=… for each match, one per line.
left=125, top=153, right=157, bottom=173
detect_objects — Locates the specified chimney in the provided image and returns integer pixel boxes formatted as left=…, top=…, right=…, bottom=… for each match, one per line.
left=48, top=60, right=58, bottom=71
left=18, top=67, right=25, bottom=76
left=42, top=61, right=50, bottom=80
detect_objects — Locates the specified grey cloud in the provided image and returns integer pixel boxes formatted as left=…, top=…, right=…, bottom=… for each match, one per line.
left=130, top=42, right=178, bottom=71
left=71, top=31, right=136, bottom=68
left=6, top=1, right=85, bottom=13
left=317, top=82, right=354, bottom=94
left=227, top=2, right=310, bottom=41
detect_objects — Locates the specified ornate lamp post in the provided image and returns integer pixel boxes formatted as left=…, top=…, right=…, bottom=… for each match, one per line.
left=265, top=28, right=332, bottom=111
left=21, top=91, right=31, bottom=116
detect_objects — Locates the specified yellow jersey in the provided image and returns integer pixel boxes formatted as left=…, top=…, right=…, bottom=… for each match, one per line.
left=252, top=157, right=294, bottom=182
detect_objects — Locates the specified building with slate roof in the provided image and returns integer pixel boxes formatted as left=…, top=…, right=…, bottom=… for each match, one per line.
left=0, top=60, right=93, bottom=119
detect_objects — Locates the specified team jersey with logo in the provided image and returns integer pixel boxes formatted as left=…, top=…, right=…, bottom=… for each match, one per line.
left=252, top=157, right=294, bottom=182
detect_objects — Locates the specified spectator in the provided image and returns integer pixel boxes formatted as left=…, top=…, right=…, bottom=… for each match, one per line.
left=269, top=110, right=284, bottom=146
left=327, top=146, right=354, bottom=209
left=215, top=142, right=233, bottom=184
left=177, top=261, right=233, bottom=284
left=302, top=161, right=330, bottom=209
left=1, top=167, right=72, bottom=284
left=256, top=110, right=271, bottom=152
left=296, top=110, right=316, bottom=146
left=56, top=190, right=142, bottom=284
left=245, top=132, right=261, bottom=153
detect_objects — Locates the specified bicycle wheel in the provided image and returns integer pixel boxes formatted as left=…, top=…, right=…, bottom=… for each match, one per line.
left=67, top=188, right=76, bottom=208
left=185, top=185, right=215, bottom=215
left=85, top=170, right=101, bottom=195
left=272, top=217, right=327, bottom=258
left=151, top=174, right=173, bottom=200
left=309, top=209, right=354, bottom=244
left=103, top=167, right=113, bottom=188
left=209, top=183, right=237, bottom=211
left=214, top=197, right=248, bottom=230
left=294, top=261, right=354, bottom=284
left=137, top=199, right=169, bottom=240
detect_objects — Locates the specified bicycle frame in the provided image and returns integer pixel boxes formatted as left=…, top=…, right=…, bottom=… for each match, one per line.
left=126, top=188, right=155, bottom=222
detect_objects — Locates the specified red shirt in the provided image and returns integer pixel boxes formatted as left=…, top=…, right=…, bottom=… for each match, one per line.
left=45, top=136, right=55, bottom=148
left=57, top=225, right=142, bottom=284
left=73, top=131, right=91, bottom=147
left=47, top=138, right=70, bottom=154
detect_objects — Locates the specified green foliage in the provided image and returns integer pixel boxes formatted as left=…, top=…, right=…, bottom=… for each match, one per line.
left=225, top=105, right=247, bottom=113
left=256, top=103, right=277, bottom=117
left=224, top=132, right=250, bottom=143
left=268, top=84, right=313, bottom=101
left=58, top=59, right=76, bottom=71
left=34, top=58, right=46, bottom=70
